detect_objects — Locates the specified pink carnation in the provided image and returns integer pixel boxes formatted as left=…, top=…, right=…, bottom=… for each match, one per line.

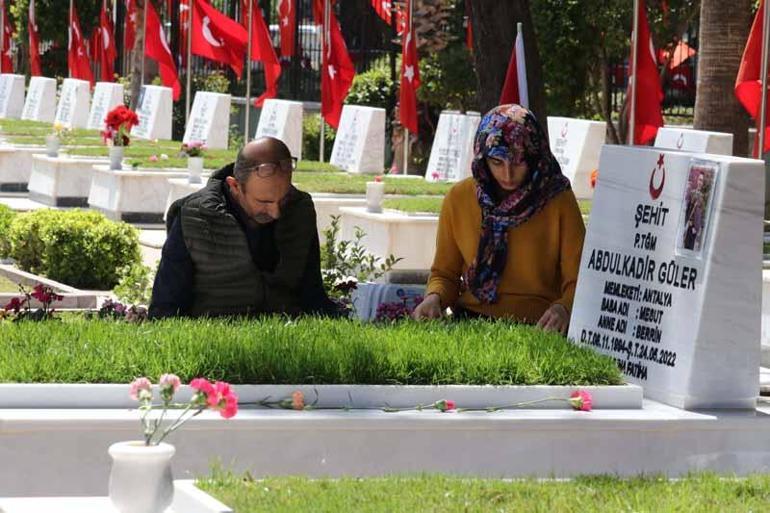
left=129, top=377, right=152, bottom=401
left=190, top=377, right=214, bottom=395
left=159, top=374, right=181, bottom=393
left=434, top=399, right=456, bottom=412
left=208, top=381, right=239, bottom=419
left=569, top=390, right=593, bottom=412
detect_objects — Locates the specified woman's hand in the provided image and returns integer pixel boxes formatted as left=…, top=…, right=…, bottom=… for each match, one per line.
left=412, top=293, right=443, bottom=320
left=536, top=303, right=570, bottom=335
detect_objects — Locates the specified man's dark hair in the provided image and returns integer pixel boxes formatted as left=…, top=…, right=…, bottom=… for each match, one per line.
left=233, top=137, right=292, bottom=184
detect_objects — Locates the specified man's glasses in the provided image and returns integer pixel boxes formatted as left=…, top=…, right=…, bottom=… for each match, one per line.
left=253, top=157, right=298, bottom=177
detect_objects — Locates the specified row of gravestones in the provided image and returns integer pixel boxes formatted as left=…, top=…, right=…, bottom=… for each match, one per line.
left=0, top=74, right=232, bottom=150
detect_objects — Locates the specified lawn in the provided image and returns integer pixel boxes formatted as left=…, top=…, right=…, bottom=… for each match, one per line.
left=293, top=173, right=451, bottom=195
left=381, top=196, right=593, bottom=216
left=199, top=473, right=770, bottom=513
left=0, top=318, right=622, bottom=385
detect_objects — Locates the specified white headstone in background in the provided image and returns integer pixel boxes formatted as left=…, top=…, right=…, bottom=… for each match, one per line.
left=22, top=77, right=57, bottom=122
left=132, top=85, right=173, bottom=141
left=654, top=127, right=733, bottom=156
left=425, top=111, right=480, bottom=182
left=182, top=91, right=231, bottom=149
left=330, top=105, right=385, bottom=174
left=547, top=117, right=606, bottom=199
left=568, top=145, right=763, bottom=409
left=54, top=79, right=91, bottom=129
left=255, top=99, right=303, bottom=160
left=87, top=82, right=125, bottom=130
left=0, top=74, right=26, bottom=119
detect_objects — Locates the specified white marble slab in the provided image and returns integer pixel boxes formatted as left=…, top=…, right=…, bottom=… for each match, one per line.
left=183, top=91, right=231, bottom=150
left=0, top=145, right=48, bottom=191
left=132, top=85, right=173, bottom=141
left=654, top=127, right=734, bottom=156
left=330, top=105, right=385, bottom=174
left=255, top=99, right=304, bottom=160
left=568, top=145, right=763, bottom=409
left=425, top=110, right=481, bottom=183
left=0, top=74, right=26, bottom=119
left=28, top=154, right=107, bottom=207
left=54, top=79, right=91, bottom=129
left=547, top=116, right=606, bottom=199
left=87, top=82, right=125, bottom=130
left=21, top=77, right=57, bottom=123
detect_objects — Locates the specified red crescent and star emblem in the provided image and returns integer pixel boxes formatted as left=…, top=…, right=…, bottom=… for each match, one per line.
left=561, top=122, right=568, bottom=138
left=649, top=154, right=665, bottom=200
left=676, top=132, right=684, bottom=150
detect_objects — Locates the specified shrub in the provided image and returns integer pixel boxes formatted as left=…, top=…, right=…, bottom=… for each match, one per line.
left=303, top=114, right=336, bottom=162
left=346, top=66, right=397, bottom=112
left=0, top=204, right=15, bottom=258
left=8, top=210, right=141, bottom=290
left=114, top=263, right=156, bottom=305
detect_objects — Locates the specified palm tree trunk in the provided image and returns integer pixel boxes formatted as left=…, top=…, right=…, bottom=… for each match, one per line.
left=129, top=0, right=146, bottom=110
left=694, top=0, right=752, bottom=156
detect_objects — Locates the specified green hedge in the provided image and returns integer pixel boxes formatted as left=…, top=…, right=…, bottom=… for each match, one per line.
left=302, top=114, right=336, bottom=162
left=8, top=209, right=141, bottom=290
left=0, top=204, right=15, bottom=258
left=0, top=318, right=623, bottom=385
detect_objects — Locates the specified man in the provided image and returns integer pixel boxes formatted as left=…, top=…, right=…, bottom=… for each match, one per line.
left=149, top=137, right=339, bottom=318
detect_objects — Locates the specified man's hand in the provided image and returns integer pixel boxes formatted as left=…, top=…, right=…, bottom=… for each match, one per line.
left=536, top=303, right=570, bottom=335
left=412, top=293, right=443, bottom=320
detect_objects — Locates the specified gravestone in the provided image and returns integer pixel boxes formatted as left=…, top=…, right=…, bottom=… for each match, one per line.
left=654, top=127, right=733, bottom=156
left=547, top=117, right=606, bottom=199
left=0, top=74, right=25, bottom=119
left=182, top=91, right=231, bottom=150
left=330, top=105, right=385, bottom=174
left=22, top=77, right=57, bottom=122
left=255, top=99, right=303, bottom=160
left=425, top=111, right=481, bottom=182
left=87, top=82, right=125, bottom=130
left=132, top=85, right=173, bottom=141
left=54, top=79, right=91, bottom=129
left=568, top=145, right=763, bottom=409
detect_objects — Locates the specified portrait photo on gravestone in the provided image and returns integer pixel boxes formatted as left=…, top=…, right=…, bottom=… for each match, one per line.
left=677, top=160, right=718, bottom=257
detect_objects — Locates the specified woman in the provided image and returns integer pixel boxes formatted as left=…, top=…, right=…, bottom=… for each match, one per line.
left=412, top=104, right=585, bottom=334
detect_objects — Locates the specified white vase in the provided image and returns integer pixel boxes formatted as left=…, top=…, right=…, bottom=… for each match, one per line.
left=366, top=181, right=385, bottom=213
left=110, top=146, right=125, bottom=170
left=45, top=134, right=60, bottom=158
left=108, top=441, right=175, bottom=513
left=188, top=156, right=203, bottom=184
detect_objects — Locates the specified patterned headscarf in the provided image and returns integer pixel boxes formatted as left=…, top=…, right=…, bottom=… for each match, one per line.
left=464, top=104, right=571, bottom=304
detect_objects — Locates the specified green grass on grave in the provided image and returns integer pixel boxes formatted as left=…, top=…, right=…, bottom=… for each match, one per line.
left=382, top=196, right=443, bottom=214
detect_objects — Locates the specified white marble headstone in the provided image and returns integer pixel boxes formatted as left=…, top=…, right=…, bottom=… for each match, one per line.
left=654, top=127, right=733, bottom=156
left=330, top=105, right=385, bottom=174
left=132, top=85, right=173, bottom=141
left=87, top=82, right=125, bottom=130
left=255, top=99, right=303, bottom=160
left=425, top=110, right=480, bottom=182
left=547, top=117, right=606, bottom=199
left=182, top=91, right=231, bottom=150
left=22, top=77, right=57, bottom=122
left=0, top=74, right=26, bottom=119
left=54, top=79, right=91, bottom=129
left=568, top=145, right=763, bottom=409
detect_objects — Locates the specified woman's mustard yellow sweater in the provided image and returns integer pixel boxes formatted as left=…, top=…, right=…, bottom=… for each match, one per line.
left=425, top=178, right=586, bottom=322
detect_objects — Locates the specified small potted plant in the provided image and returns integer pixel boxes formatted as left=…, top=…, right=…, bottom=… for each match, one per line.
left=366, top=175, right=385, bottom=213
left=45, top=122, right=71, bottom=157
left=102, top=105, right=140, bottom=170
left=179, top=141, right=206, bottom=184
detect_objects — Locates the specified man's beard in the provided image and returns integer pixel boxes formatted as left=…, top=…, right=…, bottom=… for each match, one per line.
left=252, top=213, right=276, bottom=225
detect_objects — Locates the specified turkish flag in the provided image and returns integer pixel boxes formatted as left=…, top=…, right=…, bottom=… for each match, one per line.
left=736, top=0, right=769, bottom=156
left=499, top=27, right=527, bottom=107
left=125, top=0, right=137, bottom=51
left=28, top=0, right=42, bottom=76
left=68, top=2, right=94, bottom=85
left=191, top=0, right=249, bottom=78
left=277, top=0, right=296, bottom=58
left=399, top=0, right=420, bottom=133
left=145, top=0, right=181, bottom=100
left=626, top=0, right=663, bottom=145
left=314, top=0, right=355, bottom=128
left=371, top=0, right=393, bottom=24
left=242, top=0, right=282, bottom=107
left=0, top=1, right=12, bottom=73
left=97, top=0, right=117, bottom=82
left=180, top=0, right=191, bottom=65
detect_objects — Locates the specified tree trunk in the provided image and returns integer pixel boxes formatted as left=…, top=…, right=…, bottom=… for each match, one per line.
left=694, top=0, right=752, bottom=157
left=468, top=0, right=547, bottom=125
left=128, top=0, right=146, bottom=110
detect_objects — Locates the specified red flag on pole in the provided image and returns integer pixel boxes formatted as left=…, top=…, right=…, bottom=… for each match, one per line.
left=180, top=0, right=190, bottom=65
left=28, top=0, right=42, bottom=76
left=399, top=0, right=420, bottom=133
left=145, top=0, right=181, bottom=100
left=371, top=0, right=393, bottom=23
left=125, top=0, right=137, bottom=51
left=191, top=0, right=249, bottom=78
left=97, top=0, right=117, bottom=82
left=626, top=0, right=663, bottom=145
left=464, top=0, right=473, bottom=52
left=0, top=0, right=12, bottom=73
left=242, top=0, right=282, bottom=107
left=68, top=2, right=94, bottom=85
left=499, top=25, right=527, bottom=107
left=313, top=0, right=355, bottom=129
left=736, top=0, right=769, bottom=156
left=277, top=0, right=296, bottom=58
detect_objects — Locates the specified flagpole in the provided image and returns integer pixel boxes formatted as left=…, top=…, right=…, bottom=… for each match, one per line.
left=185, top=0, right=193, bottom=125
left=320, top=0, right=330, bottom=163
left=68, top=0, right=74, bottom=78
left=759, top=0, right=770, bottom=156
left=628, top=0, right=639, bottom=145
left=140, top=0, right=147, bottom=86
left=403, top=0, right=413, bottom=175
left=244, top=0, right=254, bottom=143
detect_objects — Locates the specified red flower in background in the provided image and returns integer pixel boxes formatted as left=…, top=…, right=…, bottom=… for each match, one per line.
left=103, top=105, right=140, bottom=147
